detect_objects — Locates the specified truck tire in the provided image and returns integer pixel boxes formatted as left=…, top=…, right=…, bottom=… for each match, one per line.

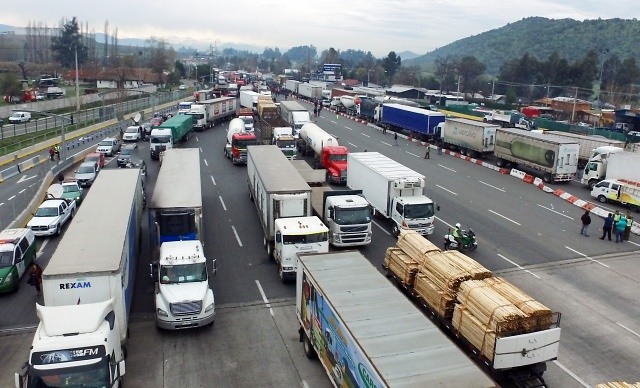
left=543, top=173, right=553, bottom=183
left=588, top=180, right=597, bottom=190
left=597, top=195, right=607, bottom=204
left=303, top=333, right=317, bottom=359
left=264, top=238, right=273, bottom=259
left=391, top=223, right=400, bottom=237
left=496, top=159, right=505, bottom=167
left=55, top=224, right=61, bottom=236
left=279, top=266, right=286, bottom=283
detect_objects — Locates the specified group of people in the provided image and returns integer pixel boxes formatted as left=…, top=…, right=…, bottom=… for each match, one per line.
left=313, top=100, right=323, bottom=117
left=582, top=209, right=634, bottom=243
left=48, top=144, right=61, bottom=161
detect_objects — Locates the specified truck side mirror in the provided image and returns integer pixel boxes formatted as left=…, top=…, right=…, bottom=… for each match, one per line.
left=118, top=360, right=126, bottom=377
left=149, top=262, right=158, bottom=282
left=211, top=258, right=217, bottom=277
left=436, top=204, right=441, bottom=211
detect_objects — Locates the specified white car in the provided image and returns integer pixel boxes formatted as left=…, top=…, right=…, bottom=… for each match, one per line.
left=123, top=126, right=141, bottom=142
left=96, top=137, right=121, bottom=156
left=8, top=112, right=31, bottom=124
left=27, top=198, right=76, bottom=237
left=179, top=84, right=187, bottom=90
left=74, top=162, right=98, bottom=187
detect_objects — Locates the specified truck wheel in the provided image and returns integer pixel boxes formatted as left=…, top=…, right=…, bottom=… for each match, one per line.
left=55, top=225, right=61, bottom=236
left=588, top=180, right=597, bottom=190
left=249, top=190, right=254, bottom=202
left=391, top=224, right=400, bottom=237
left=496, top=159, right=505, bottom=167
left=543, top=173, right=553, bottom=183
left=303, top=333, right=317, bottom=359
left=597, top=195, right=607, bottom=204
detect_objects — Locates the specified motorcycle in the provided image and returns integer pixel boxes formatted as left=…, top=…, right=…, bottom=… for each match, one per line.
left=443, top=229, right=477, bottom=251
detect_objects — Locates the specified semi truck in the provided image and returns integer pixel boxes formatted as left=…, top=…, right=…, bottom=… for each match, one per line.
left=296, top=250, right=496, bottom=388
left=347, top=152, right=437, bottom=237
left=272, top=126, right=297, bottom=160
left=494, top=128, right=580, bottom=183
left=582, top=150, right=640, bottom=189
left=437, top=117, right=499, bottom=158
left=356, top=96, right=381, bottom=122
left=150, top=115, right=193, bottom=160
left=239, top=90, right=260, bottom=111
left=544, top=130, right=625, bottom=168
left=298, top=123, right=349, bottom=184
left=247, top=145, right=329, bottom=281
left=380, top=103, right=446, bottom=140
left=311, top=187, right=372, bottom=247
left=285, top=79, right=301, bottom=94
left=257, top=99, right=278, bottom=120
left=15, top=169, right=145, bottom=388
left=259, top=115, right=290, bottom=144
left=187, top=97, right=237, bottom=131
left=224, top=118, right=257, bottom=164
left=591, top=179, right=640, bottom=212
left=485, top=110, right=534, bottom=130
left=279, top=101, right=311, bottom=135
left=297, top=83, right=323, bottom=101
left=177, top=101, right=193, bottom=115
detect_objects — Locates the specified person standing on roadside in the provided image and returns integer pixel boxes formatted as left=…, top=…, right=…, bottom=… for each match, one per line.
left=393, top=132, right=398, bottom=146
left=54, top=144, right=61, bottom=161
left=28, top=262, right=43, bottom=296
left=624, top=211, right=633, bottom=241
left=600, top=213, right=614, bottom=241
left=615, top=214, right=628, bottom=243
left=580, top=210, right=591, bottom=237
left=49, top=146, right=55, bottom=161
left=424, top=144, right=430, bottom=159
left=613, top=210, right=621, bottom=225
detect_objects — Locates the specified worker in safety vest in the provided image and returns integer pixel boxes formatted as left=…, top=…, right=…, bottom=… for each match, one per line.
left=453, top=223, right=462, bottom=247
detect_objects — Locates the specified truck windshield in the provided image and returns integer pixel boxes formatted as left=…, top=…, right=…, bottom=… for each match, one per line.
left=151, top=135, right=171, bottom=144
left=328, top=154, right=347, bottom=162
left=30, top=360, right=109, bottom=387
left=160, top=263, right=207, bottom=284
left=188, top=113, right=204, bottom=120
left=403, top=203, right=435, bottom=219
left=233, top=139, right=258, bottom=149
left=283, top=232, right=328, bottom=245
left=334, top=207, right=371, bottom=225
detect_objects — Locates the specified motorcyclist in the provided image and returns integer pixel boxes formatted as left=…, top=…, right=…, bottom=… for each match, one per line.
left=452, top=223, right=462, bottom=248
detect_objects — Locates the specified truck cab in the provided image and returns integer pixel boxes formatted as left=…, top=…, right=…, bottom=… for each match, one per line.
left=152, top=240, right=216, bottom=330
left=321, top=146, right=348, bottom=184
left=273, top=216, right=329, bottom=282
left=390, top=195, right=436, bottom=237
left=272, top=127, right=297, bottom=160
left=322, top=192, right=372, bottom=246
left=150, top=128, right=173, bottom=159
left=187, top=104, right=207, bottom=131
left=581, top=146, right=624, bottom=189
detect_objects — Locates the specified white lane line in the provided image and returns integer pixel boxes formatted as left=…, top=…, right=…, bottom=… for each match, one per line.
left=478, top=180, right=505, bottom=192
left=7, top=195, right=15, bottom=201
left=219, top=196, right=227, bottom=211
left=231, top=226, right=243, bottom=247
left=497, top=254, right=541, bottom=279
left=438, top=164, right=456, bottom=172
left=199, top=146, right=202, bottom=152
left=565, top=246, right=609, bottom=268
left=203, top=159, right=208, bottom=167
left=361, top=133, right=370, bottom=138
left=255, top=280, right=274, bottom=316
left=552, top=361, right=591, bottom=388
left=344, top=126, right=354, bottom=131
left=37, top=239, right=50, bottom=256
left=372, top=220, right=391, bottom=235
left=18, top=189, right=26, bottom=194
left=435, top=216, right=452, bottom=229
left=436, top=185, right=457, bottom=196
left=210, top=175, right=216, bottom=186
left=381, top=141, right=393, bottom=147
left=406, top=151, right=420, bottom=158
left=628, top=241, right=640, bottom=247
left=617, top=322, right=640, bottom=338
left=537, top=204, right=573, bottom=219
left=348, top=142, right=358, bottom=148
left=0, top=202, right=4, bottom=207
left=488, top=209, right=521, bottom=225
left=330, top=120, right=338, bottom=125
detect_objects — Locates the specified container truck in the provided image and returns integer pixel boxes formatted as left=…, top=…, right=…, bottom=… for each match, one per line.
left=591, top=179, right=640, bottom=212
left=296, top=250, right=496, bottom=388
left=380, top=103, right=446, bottom=140
left=257, top=100, right=278, bottom=120
left=259, top=115, right=290, bottom=144
left=247, top=145, right=329, bottom=281
left=177, top=101, right=193, bottom=115
left=285, top=79, right=301, bottom=94
left=494, top=127, right=580, bottom=183
left=484, top=110, right=534, bottom=130
left=436, top=117, right=499, bottom=158
left=279, top=101, right=311, bottom=135
left=544, top=131, right=625, bottom=168
left=224, top=118, right=257, bottom=164
left=15, top=169, right=145, bottom=388
left=347, top=152, right=436, bottom=237
left=311, top=187, right=372, bottom=246
left=297, top=83, right=323, bottom=101
left=582, top=150, right=640, bottom=189
left=187, top=97, right=237, bottom=131
left=150, top=115, right=193, bottom=160
left=298, top=123, right=349, bottom=184
left=239, top=90, right=260, bottom=111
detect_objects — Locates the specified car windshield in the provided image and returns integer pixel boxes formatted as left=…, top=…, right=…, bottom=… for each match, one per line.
left=403, top=203, right=435, bottom=219
left=35, top=207, right=58, bottom=217
left=121, top=148, right=134, bottom=156
left=125, top=127, right=138, bottom=133
left=78, top=166, right=94, bottom=174
left=282, top=232, right=328, bottom=244
left=0, top=251, right=14, bottom=267
left=160, top=263, right=207, bottom=284
left=62, top=185, right=79, bottom=193
left=334, top=207, right=372, bottom=225
left=85, top=156, right=98, bottom=163
left=151, top=135, right=171, bottom=144
left=98, top=140, right=113, bottom=147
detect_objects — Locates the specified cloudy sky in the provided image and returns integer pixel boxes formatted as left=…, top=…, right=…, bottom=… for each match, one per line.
left=2, top=1, right=639, bottom=57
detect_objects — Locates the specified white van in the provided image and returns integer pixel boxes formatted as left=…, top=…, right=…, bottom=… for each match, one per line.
left=8, top=112, right=32, bottom=124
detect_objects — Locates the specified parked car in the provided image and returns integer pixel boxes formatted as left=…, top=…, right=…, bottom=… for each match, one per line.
left=26, top=198, right=76, bottom=237
left=8, top=112, right=31, bottom=124
left=57, top=181, right=84, bottom=206
left=123, top=126, right=141, bottom=142
left=150, top=117, right=164, bottom=127
left=179, top=84, right=187, bottom=90
left=142, top=122, right=152, bottom=137
left=0, top=228, right=37, bottom=293
left=84, top=152, right=105, bottom=170
left=35, top=92, right=46, bottom=101
left=117, top=144, right=139, bottom=167
left=74, top=162, right=98, bottom=187
left=96, top=137, right=121, bottom=156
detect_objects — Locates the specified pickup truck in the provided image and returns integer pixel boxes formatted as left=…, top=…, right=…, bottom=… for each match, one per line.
left=26, top=198, right=76, bottom=237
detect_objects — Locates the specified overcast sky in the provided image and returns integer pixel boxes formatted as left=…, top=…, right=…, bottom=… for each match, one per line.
left=3, top=1, right=639, bottom=57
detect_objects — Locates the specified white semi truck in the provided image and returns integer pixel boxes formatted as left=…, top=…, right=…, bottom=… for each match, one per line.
left=279, top=101, right=311, bottom=135
left=347, top=152, right=437, bottom=237
left=247, top=145, right=329, bottom=281
left=187, top=97, right=237, bottom=131
left=239, top=90, right=260, bottom=112
left=543, top=131, right=625, bottom=168
left=296, top=250, right=496, bottom=388
left=15, top=169, right=145, bottom=388
left=582, top=149, right=640, bottom=189
left=437, top=117, right=499, bottom=158
left=311, top=187, right=372, bottom=247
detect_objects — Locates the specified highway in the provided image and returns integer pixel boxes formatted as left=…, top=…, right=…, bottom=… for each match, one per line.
left=0, top=98, right=639, bottom=387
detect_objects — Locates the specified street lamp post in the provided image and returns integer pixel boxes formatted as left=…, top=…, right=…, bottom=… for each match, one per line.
left=74, top=45, right=80, bottom=111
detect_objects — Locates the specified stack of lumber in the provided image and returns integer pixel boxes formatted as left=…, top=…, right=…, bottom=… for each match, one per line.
left=396, top=230, right=440, bottom=264
left=484, top=277, right=553, bottom=329
left=383, top=247, right=419, bottom=286
left=421, top=252, right=474, bottom=294
left=457, top=280, right=527, bottom=332
left=441, top=251, right=492, bottom=280
left=596, top=383, right=640, bottom=388
left=414, top=272, right=455, bottom=317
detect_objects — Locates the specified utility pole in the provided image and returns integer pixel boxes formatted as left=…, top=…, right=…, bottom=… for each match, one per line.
left=571, top=87, right=578, bottom=123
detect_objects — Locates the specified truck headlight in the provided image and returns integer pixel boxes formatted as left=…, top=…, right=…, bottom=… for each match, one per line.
left=156, top=308, right=168, bottom=317
left=49, top=224, right=57, bottom=229
left=204, top=303, right=214, bottom=313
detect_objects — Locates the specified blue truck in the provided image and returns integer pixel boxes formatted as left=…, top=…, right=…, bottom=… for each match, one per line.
left=380, top=103, right=446, bottom=140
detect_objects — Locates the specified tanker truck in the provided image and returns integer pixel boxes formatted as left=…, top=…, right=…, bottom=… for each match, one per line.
left=298, top=123, right=348, bottom=184
left=224, top=118, right=257, bottom=165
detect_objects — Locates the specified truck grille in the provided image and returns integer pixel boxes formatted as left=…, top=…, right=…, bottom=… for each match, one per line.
left=30, top=225, right=49, bottom=231
left=340, top=234, right=369, bottom=243
left=340, top=225, right=368, bottom=233
left=170, top=301, right=202, bottom=316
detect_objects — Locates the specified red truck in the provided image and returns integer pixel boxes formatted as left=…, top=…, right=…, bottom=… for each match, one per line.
left=298, top=123, right=348, bottom=184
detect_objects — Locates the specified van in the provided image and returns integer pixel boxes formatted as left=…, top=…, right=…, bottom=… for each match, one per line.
left=0, top=228, right=37, bottom=293
left=8, top=112, right=31, bottom=124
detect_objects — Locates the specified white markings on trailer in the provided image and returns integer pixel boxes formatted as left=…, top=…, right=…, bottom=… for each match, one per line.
left=210, top=175, right=216, bottom=186
left=203, top=159, right=209, bottom=167
left=488, top=209, right=521, bottom=225
left=436, top=185, right=457, bottom=196
left=478, top=180, right=505, bottom=192
left=18, top=189, right=26, bottom=194
left=438, top=164, right=456, bottom=173
left=231, top=226, right=243, bottom=247
left=617, top=322, right=640, bottom=338
left=381, top=141, right=393, bottom=147
left=552, top=361, right=591, bottom=388
left=406, top=151, right=420, bottom=158
left=565, top=246, right=609, bottom=268
left=218, top=196, right=227, bottom=211
left=371, top=220, right=391, bottom=235
left=537, top=204, right=573, bottom=219
left=361, top=133, right=370, bottom=138
left=348, top=142, right=358, bottom=148
left=344, top=126, right=354, bottom=131
left=7, top=195, right=15, bottom=201
left=255, top=280, right=274, bottom=316
left=497, top=254, right=540, bottom=279
left=37, top=238, right=50, bottom=256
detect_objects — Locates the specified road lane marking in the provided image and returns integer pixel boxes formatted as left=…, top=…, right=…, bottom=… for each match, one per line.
left=37, top=239, right=50, bottom=255
left=231, top=226, right=243, bottom=247
left=497, top=254, right=540, bottom=279
left=361, top=133, right=370, bottom=138
left=219, top=196, right=227, bottom=211
left=0, top=202, right=3, bottom=207
left=438, top=164, right=456, bottom=172
left=488, top=209, right=521, bottom=225
left=255, top=280, right=274, bottom=316
left=478, top=180, right=505, bottom=192
left=8, top=195, right=15, bottom=201
left=19, top=189, right=26, bottom=194
left=537, top=204, right=573, bottom=219
left=381, top=141, right=393, bottom=147
left=628, top=241, right=640, bottom=247
left=552, top=361, right=591, bottom=387
left=372, top=220, right=391, bottom=235
left=406, top=151, right=420, bottom=158
left=17, top=175, right=37, bottom=183
left=203, top=159, right=208, bottom=167
left=617, top=322, right=640, bottom=338
left=344, top=126, right=353, bottom=131
left=210, top=175, right=216, bottom=186
left=436, top=185, right=457, bottom=196
left=565, top=246, right=609, bottom=267
left=348, top=142, right=358, bottom=148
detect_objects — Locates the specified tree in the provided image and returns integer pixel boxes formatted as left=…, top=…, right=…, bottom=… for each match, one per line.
left=51, top=17, right=88, bottom=68
left=382, top=51, right=401, bottom=79
left=0, top=73, right=22, bottom=98
left=147, top=38, right=174, bottom=85
left=174, top=60, right=186, bottom=79
left=458, top=56, right=486, bottom=94
left=434, top=55, right=458, bottom=92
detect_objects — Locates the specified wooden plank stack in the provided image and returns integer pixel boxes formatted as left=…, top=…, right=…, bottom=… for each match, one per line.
left=383, top=247, right=419, bottom=286
left=414, top=272, right=455, bottom=317
left=596, top=383, right=640, bottom=388
left=396, top=229, right=440, bottom=264
left=484, top=277, right=553, bottom=329
left=441, top=251, right=492, bottom=280
left=456, top=280, right=527, bottom=333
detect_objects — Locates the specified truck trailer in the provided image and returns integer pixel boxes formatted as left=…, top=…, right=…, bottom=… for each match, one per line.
left=297, top=83, right=323, bottom=101
left=298, top=123, right=349, bottom=184
left=494, top=127, right=580, bottom=183
left=247, top=145, right=329, bottom=281
left=150, top=115, right=193, bottom=160
left=15, top=169, right=145, bottom=388
left=380, top=103, right=445, bottom=140
left=296, top=250, right=496, bottom=388
left=239, top=90, right=260, bottom=111
left=582, top=150, right=640, bottom=189
left=437, top=117, right=499, bottom=158
left=544, top=130, right=625, bottom=168
left=310, top=187, right=372, bottom=247
left=347, top=152, right=436, bottom=237
left=279, top=101, right=311, bottom=135
left=187, top=97, right=237, bottom=131
left=285, top=79, right=301, bottom=94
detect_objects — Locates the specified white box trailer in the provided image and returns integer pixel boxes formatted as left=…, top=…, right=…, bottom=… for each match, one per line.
left=494, top=128, right=580, bottom=183
left=279, top=101, right=311, bottom=134
left=297, top=83, right=323, bottom=100
left=438, top=117, right=499, bottom=157
left=239, top=90, right=260, bottom=110
left=285, top=79, right=301, bottom=93
left=544, top=130, right=625, bottom=167
left=296, top=251, right=496, bottom=388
